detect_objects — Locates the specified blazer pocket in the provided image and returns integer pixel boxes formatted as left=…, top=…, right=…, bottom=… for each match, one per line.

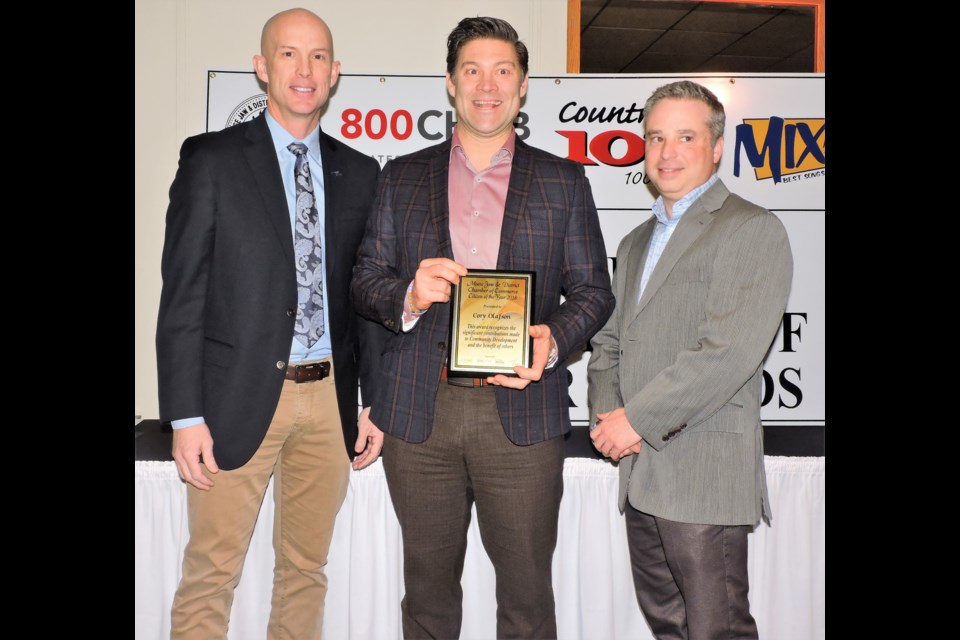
left=505, top=207, right=562, bottom=262
left=382, top=332, right=415, bottom=354
left=662, top=260, right=705, bottom=283
left=203, top=337, right=235, bottom=368
left=697, top=401, right=747, bottom=434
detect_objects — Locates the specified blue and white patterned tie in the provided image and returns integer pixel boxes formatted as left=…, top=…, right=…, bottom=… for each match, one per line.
left=287, top=142, right=324, bottom=347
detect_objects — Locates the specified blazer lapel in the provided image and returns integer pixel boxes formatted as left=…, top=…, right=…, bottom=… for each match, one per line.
left=428, top=141, right=455, bottom=260
left=318, top=130, right=341, bottom=284
left=497, top=141, right=533, bottom=268
left=632, top=180, right=730, bottom=320
left=620, top=219, right=654, bottom=320
left=244, top=116, right=295, bottom=266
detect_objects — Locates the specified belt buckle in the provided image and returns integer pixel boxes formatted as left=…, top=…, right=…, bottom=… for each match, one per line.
left=444, top=372, right=485, bottom=388
left=292, top=361, right=330, bottom=383
left=441, top=366, right=485, bottom=388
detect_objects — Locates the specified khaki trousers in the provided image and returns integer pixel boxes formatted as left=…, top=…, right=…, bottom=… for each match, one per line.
left=171, top=359, right=350, bottom=640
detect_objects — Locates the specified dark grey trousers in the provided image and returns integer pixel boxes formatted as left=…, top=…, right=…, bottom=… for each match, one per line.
left=625, top=506, right=759, bottom=640
left=383, top=382, right=565, bottom=640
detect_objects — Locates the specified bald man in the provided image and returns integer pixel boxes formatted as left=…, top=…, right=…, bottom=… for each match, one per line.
left=156, top=8, right=384, bottom=638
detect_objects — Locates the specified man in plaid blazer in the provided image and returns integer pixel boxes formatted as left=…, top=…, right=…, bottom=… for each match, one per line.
left=351, top=17, right=614, bottom=639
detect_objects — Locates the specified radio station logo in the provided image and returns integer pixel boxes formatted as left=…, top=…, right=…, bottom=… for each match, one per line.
left=226, top=93, right=268, bottom=128
left=734, top=117, right=825, bottom=184
left=556, top=101, right=646, bottom=167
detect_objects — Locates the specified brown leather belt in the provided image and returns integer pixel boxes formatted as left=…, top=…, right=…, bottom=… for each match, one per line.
left=440, top=366, right=486, bottom=387
left=285, top=361, right=331, bottom=383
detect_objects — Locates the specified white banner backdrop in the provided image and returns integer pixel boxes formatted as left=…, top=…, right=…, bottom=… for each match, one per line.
left=206, top=71, right=825, bottom=428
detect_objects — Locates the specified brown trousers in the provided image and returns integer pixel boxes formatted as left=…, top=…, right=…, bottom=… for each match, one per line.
left=625, top=506, right=759, bottom=640
left=383, top=382, right=565, bottom=640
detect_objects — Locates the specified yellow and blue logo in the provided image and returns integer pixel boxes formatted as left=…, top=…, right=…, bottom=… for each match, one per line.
left=734, top=117, right=825, bottom=184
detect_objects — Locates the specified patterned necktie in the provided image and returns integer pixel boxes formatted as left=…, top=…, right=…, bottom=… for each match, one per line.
left=287, top=142, right=324, bottom=347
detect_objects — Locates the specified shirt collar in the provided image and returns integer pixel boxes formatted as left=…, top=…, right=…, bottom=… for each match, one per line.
left=263, top=110, right=322, bottom=163
left=651, top=173, right=720, bottom=226
left=450, top=127, right=516, bottom=166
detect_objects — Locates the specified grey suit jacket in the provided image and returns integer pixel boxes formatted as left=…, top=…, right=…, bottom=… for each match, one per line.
left=587, top=179, right=792, bottom=526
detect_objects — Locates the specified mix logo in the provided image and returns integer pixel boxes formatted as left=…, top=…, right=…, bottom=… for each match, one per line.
left=733, top=117, right=825, bottom=184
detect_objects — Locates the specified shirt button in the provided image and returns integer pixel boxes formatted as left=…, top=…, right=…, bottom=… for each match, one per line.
left=473, top=211, right=480, bottom=217
left=471, top=248, right=477, bottom=254
left=475, top=177, right=481, bottom=182
left=276, top=361, right=286, bottom=370
left=286, top=308, right=295, bottom=318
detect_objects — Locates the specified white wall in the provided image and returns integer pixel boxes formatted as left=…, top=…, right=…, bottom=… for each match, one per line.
left=135, top=0, right=569, bottom=420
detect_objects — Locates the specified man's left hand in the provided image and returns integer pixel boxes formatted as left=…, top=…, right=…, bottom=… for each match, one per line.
left=486, top=324, right=553, bottom=390
left=352, top=407, right=384, bottom=470
left=590, top=408, right=643, bottom=461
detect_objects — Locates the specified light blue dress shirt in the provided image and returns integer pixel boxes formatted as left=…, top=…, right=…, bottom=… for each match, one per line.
left=172, top=112, right=332, bottom=429
left=638, top=173, right=719, bottom=301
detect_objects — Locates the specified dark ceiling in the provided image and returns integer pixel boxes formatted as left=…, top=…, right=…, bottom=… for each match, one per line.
left=580, top=0, right=815, bottom=73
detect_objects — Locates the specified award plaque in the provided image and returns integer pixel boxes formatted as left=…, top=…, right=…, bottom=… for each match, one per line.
left=448, top=269, right=535, bottom=377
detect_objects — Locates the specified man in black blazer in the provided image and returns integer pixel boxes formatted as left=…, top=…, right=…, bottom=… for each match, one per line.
left=352, top=17, right=614, bottom=639
left=156, top=8, right=384, bottom=639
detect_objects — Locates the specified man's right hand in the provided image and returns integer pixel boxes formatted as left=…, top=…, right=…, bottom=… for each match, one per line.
left=172, top=423, right=219, bottom=490
left=411, top=258, right=468, bottom=312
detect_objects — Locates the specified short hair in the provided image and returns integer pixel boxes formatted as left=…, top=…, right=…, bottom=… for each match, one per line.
left=446, top=17, right=529, bottom=78
left=644, top=81, right=725, bottom=145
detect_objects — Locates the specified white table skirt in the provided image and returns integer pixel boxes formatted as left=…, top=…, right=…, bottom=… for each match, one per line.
left=135, top=456, right=824, bottom=639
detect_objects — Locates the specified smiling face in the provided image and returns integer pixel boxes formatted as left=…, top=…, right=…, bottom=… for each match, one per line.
left=253, top=9, right=340, bottom=138
left=446, top=37, right=528, bottom=147
left=643, top=98, right=724, bottom=215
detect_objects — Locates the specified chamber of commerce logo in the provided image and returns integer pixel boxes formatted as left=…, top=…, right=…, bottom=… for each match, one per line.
left=734, top=117, right=825, bottom=184
left=226, top=94, right=268, bottom=128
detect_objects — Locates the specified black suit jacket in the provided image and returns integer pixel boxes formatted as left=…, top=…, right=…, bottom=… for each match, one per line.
left=351, top=138, right=614, bottom=445
left=157, top=114, right=384, bottom=470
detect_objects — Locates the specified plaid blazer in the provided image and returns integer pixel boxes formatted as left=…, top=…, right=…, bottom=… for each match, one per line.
left=351, top=138, right=614, bottom=445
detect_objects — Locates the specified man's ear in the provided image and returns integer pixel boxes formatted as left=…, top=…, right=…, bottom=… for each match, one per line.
left=253, top=55, right=269, bottom=84
left=446, top=73, right=457, bottom=99
left=712, top=135, right=724, bottom=164
left=330, top=60, right=341, bottom=88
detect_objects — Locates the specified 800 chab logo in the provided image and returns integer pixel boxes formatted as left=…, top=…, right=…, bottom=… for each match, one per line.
left=341, top=108, right=530, bottom=141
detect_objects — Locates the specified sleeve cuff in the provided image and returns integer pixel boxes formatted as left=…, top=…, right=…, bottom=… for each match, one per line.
left=545, top=337, right=559, bottom=369
left=401, top=280, right=424, bottom=332
left=171, top=416, right=205, bottom=430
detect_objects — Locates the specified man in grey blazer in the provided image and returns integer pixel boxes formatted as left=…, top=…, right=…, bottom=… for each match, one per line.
left=587, top=80, right=793, bottom=639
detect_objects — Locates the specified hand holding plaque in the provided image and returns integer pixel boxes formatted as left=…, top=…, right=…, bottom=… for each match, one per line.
left=448, top=270, right=535, bottom=377
left=411, top=257, right=469, bottom=310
